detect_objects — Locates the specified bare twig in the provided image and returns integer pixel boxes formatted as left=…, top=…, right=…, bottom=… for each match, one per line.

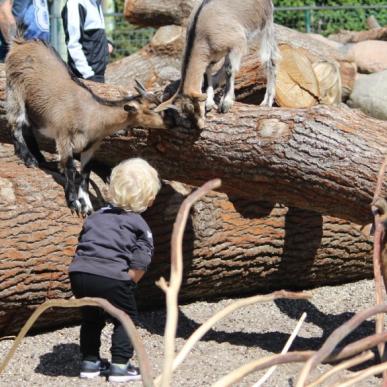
left=205, top=327, right=387, bottom=387
left=307, top=351, right=374, bottom=387
left=327, top=331, right=387, bottom=362
left=296, top=304, right=387, bottom=387
left=372, top=155, right=387, bottom=375
left=254, top=312, right=307, bottom=387
left=157, top=179, right=222, bottom=387
left=0, top=336, right=16, bottom=341
left=332, top=360, right=387, bottom=387
left=155, top=291, right=311, bottom=385
left=373, top=219, right=386, bottom=360
left=373, top=155, right=387, bottom=203
left=0, top=298, right=154, bottom=387
left=211, top=352, right=312, bottom=387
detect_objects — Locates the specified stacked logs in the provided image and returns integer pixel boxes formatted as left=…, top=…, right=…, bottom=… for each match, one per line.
left=0, top=1, right=387, bottom=334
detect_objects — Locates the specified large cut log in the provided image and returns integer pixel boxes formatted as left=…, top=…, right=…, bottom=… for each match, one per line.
left=124, top=0, right=197, bottom=27
left=329, top=27, right=387, bottom=44
left=106, top=24, right=356, bottom=102
left=106, top=25, right=184, bottom=91
left=346, top=40, right=387, bottom=74
left=347, top=71, right=387, bottom=120
left=94, top=103, right=386, bottom=226
left=0, top=75, right=385, bottom=225
left=0, top=143, right=373, bottom=335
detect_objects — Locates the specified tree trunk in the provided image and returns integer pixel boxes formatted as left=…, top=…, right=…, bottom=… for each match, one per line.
left=106, top=24, right=356, bottom=101
left=124, top=0, right=197, bottom=27
left=0, top=73, right=385, bottom=225
left=106, top=25, right=184, bottom=90
left=329, top=27, right=387, bottom=44
left=0, top=144, right=373, bottom=335
left=95, top=102, right=387, bottom=226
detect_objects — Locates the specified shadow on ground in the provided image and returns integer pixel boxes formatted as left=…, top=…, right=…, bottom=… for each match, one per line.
left=139, top=298, right=375, bottom=355
left=35, top=343, right=81, bottom=377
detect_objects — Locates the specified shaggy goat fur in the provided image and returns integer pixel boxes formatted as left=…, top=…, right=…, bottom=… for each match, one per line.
left=5, top=38, right=166, bottom=215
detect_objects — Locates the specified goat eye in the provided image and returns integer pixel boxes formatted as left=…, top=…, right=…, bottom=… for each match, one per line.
left=124, top=104, right=137, bottom=114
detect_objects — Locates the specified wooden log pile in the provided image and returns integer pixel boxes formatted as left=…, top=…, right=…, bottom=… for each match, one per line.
left=0, top=1, right=387, bottom=334
left=0, top=141, right=375, bottom=334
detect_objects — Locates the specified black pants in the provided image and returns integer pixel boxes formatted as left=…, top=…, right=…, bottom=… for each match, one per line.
left=70, top=272, right=138, bottom=364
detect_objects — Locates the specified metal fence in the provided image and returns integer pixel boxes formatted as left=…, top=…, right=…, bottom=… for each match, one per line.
left=275, top=4, right=387, bottom=34
left=50, top=4, right=387, bottom=61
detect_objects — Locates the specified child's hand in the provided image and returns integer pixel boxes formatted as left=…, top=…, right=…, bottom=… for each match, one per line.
left=128, top=269, right=145, bottom=283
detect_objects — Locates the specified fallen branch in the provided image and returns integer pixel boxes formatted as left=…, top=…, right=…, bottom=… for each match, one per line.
left=328, top=27, right=387, bottom=43
left=211, top=352, right=311, bottom=387
left=307, top=351, right=375, bottom=387
left=332, top=360, right=387, bottom=387
left=328, top=331, right=387, bottom=362
left=372, top=156, right=387, bottom=364
left=296, top=304, right=387, bottom=386
left=156, top=179, right=222, bottom=387
left=208, top=327, right=387, bottom=387
left=0, top=298, right=154, bottom=387
left=254, top=312, right=307, bottom=387
left=156, top=291, right=311, bottom=384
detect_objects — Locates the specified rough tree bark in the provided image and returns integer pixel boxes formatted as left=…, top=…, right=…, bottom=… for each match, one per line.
left=95, top=103, right=387, bottom=226
left=0, top=143, right=373, bottom=335
left=0, top=74, right=385, bottom=225
left=106, top=24, right=356, bottom=101
left=106, top=25, right=184, bottom=91
left=124, top=0, right=197, bottom=27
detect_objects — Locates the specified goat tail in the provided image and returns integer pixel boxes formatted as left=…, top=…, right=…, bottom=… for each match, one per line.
left=9, top=23, right=27, bottom=48
left=259, top=17, right=280, bottom=66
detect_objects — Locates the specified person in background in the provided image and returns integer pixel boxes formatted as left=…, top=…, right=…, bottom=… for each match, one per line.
left=62, top=0, right=113, bottom=83
left=0, top=0, right=49, bottom=61
left=69, top=158, right=161, bottom=382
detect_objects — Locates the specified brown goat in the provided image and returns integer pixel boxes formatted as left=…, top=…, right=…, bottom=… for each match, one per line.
left=5, top=37, right=166, bottom=216
left=155, top=0, right=278, bottom=129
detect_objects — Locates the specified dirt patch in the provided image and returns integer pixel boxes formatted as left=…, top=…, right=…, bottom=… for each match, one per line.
left=0, top=279, right=381, bottom=386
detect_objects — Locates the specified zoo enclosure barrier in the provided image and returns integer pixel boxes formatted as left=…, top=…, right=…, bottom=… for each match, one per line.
left=49, top=4, right=387, bottom=61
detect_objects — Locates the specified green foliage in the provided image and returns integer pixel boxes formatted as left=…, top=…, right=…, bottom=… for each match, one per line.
left=107, top=0, right=154, bottom=60
left=273, top=0, right=387, bottom=35
left=108, top=1, right=387, bottom=60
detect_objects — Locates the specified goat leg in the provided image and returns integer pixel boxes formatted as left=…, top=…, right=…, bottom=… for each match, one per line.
left=205, top=65, right=216, bottom=113
left=219, top=49, right=242, bottom=114
left=11, top=123, right=39, bottom=167
left=63, top=157, right=81, bottom=215
left=22, top=126, right=46, bottom=165
left=77, top=143, right=102, bottom=216
left=78, top=164, right=93, bottom=217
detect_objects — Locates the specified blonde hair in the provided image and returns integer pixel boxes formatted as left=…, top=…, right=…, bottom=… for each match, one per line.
left=109, top=158, right=161, bottom=213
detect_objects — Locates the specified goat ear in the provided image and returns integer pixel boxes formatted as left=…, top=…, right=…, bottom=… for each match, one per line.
left=124, top=104, right=137, bottom=114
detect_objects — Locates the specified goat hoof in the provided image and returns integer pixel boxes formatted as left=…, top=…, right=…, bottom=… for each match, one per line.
left=260, top=96, right=274, bottom=107
left=69, top=199, right=82, bottom=216
left=205, top=100, right=216, bottom=113
left=219, top=98, right=233, bottom=114
left=79, top=197, right=93, bottom=217
left=23, top=154, right=39, bottom=168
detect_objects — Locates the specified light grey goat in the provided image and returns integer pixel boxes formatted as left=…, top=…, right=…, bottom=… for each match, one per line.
left=155, top=0, right=279, bottom=129
left=5, top=37, right=166, bottom=216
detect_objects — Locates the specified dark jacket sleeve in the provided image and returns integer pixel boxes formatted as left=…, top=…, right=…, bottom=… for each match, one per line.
left=131, top=229, right=153, bottom=271
left=124, top=215, right=154, bottom=271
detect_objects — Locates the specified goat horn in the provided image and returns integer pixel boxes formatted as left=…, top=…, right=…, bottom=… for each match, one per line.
left=154, top=92, right=179, bottom=113
left=134, top=79, right=161, bottom=105
left=134, top=79, right=146, bottom=93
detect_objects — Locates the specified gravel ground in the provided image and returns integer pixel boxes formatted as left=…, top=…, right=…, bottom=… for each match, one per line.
left=0, top=279, right=382, bottom=387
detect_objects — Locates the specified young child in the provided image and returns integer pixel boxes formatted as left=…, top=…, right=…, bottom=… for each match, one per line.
left=69, top=158, right=161, bottom=382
